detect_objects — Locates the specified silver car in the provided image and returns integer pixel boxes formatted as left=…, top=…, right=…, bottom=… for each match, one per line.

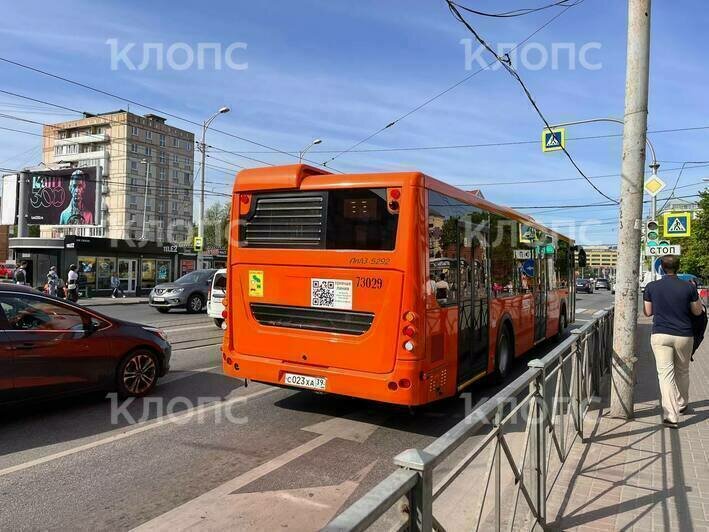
left=149, top=269, right=217, bottom=313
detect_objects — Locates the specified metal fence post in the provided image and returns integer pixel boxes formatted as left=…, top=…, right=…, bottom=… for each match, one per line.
left=394, top=448, right=436, bottom=532
left=527, top=360, right=546, bottom=527
left=494, top=405, right=503, bottom=532
left=570, top=330, right=584, bottom=441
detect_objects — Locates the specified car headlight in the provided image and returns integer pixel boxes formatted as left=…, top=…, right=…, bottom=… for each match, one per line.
left=144, top=326, right=168, bottom=341
left=170, top=288, right=184, bottom=294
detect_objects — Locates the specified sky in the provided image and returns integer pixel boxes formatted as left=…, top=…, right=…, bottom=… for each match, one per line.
left=1, top=0, right=708, bottom=245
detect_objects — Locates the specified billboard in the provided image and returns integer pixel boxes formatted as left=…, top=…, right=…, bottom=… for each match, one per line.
left=27, top=167, right=98, bottom=225
left=1, top=174, right=18, bottom=225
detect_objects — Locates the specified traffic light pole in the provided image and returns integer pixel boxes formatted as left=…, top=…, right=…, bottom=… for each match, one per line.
left=610, top=0, right=653, bottom=420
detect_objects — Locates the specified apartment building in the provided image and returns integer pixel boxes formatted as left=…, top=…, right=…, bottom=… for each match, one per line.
left=41, top=110, right=195, bottom=243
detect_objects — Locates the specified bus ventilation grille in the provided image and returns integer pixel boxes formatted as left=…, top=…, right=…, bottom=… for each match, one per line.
left=250, top=303, right=374, bottom=336
left=242, top=194, right=325, bottom=248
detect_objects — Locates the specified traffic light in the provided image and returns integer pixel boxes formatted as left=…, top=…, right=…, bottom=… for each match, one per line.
left=193, top=236, right=203, bottom=252
left=646, top=219, right=659, bottom=245
left=577, top=248, right=587, bottom=268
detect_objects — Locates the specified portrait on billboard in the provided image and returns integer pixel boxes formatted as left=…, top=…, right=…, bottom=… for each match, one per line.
left=28, top=167, right=97, bottom=225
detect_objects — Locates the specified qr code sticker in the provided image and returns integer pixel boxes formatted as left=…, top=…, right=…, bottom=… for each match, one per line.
left=312, top=280, right=336, bottom=308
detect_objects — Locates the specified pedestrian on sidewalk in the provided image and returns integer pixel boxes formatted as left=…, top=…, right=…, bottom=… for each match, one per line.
left=110, top=271, right=126, bottom=298
left=643, top=255, right=705, bottom=428
left=13, top=261, right=28, bottom=285
left=46, top=266, right=59, bottom=297
left=66, top=264, right=79, bottom=302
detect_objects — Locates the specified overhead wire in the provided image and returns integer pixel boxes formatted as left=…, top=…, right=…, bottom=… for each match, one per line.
left=0, top=57, right=342, bottom=172
left=445, top=0, right=618, bottom=204
left=321, top=0, right=582, bottom=166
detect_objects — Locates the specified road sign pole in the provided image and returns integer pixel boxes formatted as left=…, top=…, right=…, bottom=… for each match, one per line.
left=650, top=193, right=657, bottom=281
left=610, top=0, right=652, bottom=420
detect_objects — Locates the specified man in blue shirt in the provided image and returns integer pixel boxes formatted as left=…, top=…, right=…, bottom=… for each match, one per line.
left=643, top=255, right=704, bottom=428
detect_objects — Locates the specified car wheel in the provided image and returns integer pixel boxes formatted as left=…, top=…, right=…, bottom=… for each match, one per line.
left=186, top=294, right=204, bottom=314
left=214, top=318, right=224, bottom=329
left=494, top=325, right=513, bottom=382
left=156, top=308, right=169, bottom=314
left=117, top=350, right=159, bottom=398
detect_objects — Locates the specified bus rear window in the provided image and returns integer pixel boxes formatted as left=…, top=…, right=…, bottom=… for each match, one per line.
left=240, top=188, right=398, bottom=250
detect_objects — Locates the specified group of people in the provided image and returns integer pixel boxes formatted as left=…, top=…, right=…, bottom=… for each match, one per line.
left=11, top=261, right=126, bottom=301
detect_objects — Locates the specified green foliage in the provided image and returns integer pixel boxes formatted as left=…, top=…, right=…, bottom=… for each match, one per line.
left=190, top=202, right=231, bottom=249
left=670, top=190, right=708, bottom=277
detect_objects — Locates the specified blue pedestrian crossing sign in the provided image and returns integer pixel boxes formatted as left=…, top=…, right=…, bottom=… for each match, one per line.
left=664, top=212, right=691, bottom=237
left=542, top=127, right=566, bottom=152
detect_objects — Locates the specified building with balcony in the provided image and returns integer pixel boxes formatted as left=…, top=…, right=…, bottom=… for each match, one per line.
left=41, top=110, right=195, bottom=243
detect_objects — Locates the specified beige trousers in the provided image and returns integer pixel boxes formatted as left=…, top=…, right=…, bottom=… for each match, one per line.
left=650, top=333, right=694, bottom=423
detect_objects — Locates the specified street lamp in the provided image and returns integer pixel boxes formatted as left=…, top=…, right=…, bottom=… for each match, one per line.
left=299, top=138, right=322, bottom=163
left=140, top=158, right=150, bottom=240
left=198, top=106, right=230, bottom=268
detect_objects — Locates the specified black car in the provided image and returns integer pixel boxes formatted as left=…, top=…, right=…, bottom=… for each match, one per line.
left=0, top=284, right=171, bottom=404
left=595, top=278, right=611, bottom=290
left=149, top=269, right=217, bottom=313
left=576, top=278, right=594, bottom=294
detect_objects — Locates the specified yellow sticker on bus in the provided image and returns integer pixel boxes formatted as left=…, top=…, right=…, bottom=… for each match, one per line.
left=249, top=270, right=264, bottom=297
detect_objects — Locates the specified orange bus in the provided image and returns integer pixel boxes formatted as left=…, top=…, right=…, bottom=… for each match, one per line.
left=221, top=164, right=575, bottom=405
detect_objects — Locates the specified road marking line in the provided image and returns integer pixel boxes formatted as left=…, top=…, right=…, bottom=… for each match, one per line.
left=173, top=343, right=222, bottom=352
left=0, top=386, right=277, bottom=479
left=575, top=308, right=587, bottom=314
left=163, top=324, right=217, bottom=333
left=160, top=365, right=220, bottom=384
left=132, top=434, right=333, bottom=531
left=132, top=414, right=385, bottom=530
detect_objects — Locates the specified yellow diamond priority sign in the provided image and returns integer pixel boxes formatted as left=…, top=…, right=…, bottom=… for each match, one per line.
left=644, top=175, right=666, bottom=197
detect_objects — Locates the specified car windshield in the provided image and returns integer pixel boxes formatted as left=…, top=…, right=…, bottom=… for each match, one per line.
left=175, top=271, right=211, bottom=285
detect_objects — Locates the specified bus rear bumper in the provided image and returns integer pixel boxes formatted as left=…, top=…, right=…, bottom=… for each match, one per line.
left=222, top=353, right=442, bottom=406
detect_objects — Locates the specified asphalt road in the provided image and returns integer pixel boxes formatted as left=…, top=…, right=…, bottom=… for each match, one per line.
left=0, top=291, right=614, bottom=530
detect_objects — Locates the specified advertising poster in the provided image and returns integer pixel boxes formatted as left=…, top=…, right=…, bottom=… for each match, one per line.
left=28, top=167, right=97, bottom=225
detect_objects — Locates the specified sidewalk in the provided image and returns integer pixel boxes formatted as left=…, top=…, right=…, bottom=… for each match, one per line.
left=79, top=296, right=148, bottom=306
left=547, top=316, right=709, bottom=531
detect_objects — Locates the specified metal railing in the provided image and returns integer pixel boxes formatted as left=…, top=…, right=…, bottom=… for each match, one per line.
left=326, top=307, right=614, bottom=532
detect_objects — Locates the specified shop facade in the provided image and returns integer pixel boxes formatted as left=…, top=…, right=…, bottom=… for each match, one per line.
left=9, top=236, right=180, bottom=296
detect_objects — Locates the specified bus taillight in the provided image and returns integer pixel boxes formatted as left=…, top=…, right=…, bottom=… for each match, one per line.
left=403, top=340, right=415, bottom=352
left=239, top=194, right=251, bottom=216
left=403, top=325, right=416, bottom=338
left=387, top=188, right=401, bottom=214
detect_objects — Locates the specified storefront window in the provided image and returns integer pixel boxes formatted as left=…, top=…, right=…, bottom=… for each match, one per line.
left=180, top=259, right=196, bottom=277
left=156, top=260, right=171, bottom=283
left=141, top=259, right=156, bottom=289
left=96, top=257, right=116, bottom=290
left=78, top=257, right=97, bottom=288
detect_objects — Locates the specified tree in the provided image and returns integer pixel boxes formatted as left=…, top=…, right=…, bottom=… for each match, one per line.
left=679, top=189, right=709, bottom=277
left=190, top=201, right=231, bottom=249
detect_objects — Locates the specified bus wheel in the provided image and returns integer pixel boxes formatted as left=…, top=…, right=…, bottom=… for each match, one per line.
left=495, top=327, right=513, bottom=381
left=556, top=309, right=567, bottom=341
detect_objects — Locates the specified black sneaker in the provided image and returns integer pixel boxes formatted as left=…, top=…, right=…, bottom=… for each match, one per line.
left=663, top=419, right=679, bottom=429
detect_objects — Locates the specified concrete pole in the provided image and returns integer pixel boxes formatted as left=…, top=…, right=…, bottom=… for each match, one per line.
left=141, top=160, right=150, bottom=240
left=17, top=171, right=29, bottom=238
left=609, top=0, right=652, bottom=419
left=198, top=123, right=207, bottom=269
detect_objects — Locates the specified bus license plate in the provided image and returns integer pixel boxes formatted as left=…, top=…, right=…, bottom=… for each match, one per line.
left=284, top=373, right=327, bottom=390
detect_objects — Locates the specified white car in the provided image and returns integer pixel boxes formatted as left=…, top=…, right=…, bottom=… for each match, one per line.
left=207, top=268, right=227, bottom=329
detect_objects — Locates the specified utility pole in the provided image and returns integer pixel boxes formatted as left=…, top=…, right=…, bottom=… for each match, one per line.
left=17, top=171, right=29, bottom=238
left=610, top=0, right=652, bottom=419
